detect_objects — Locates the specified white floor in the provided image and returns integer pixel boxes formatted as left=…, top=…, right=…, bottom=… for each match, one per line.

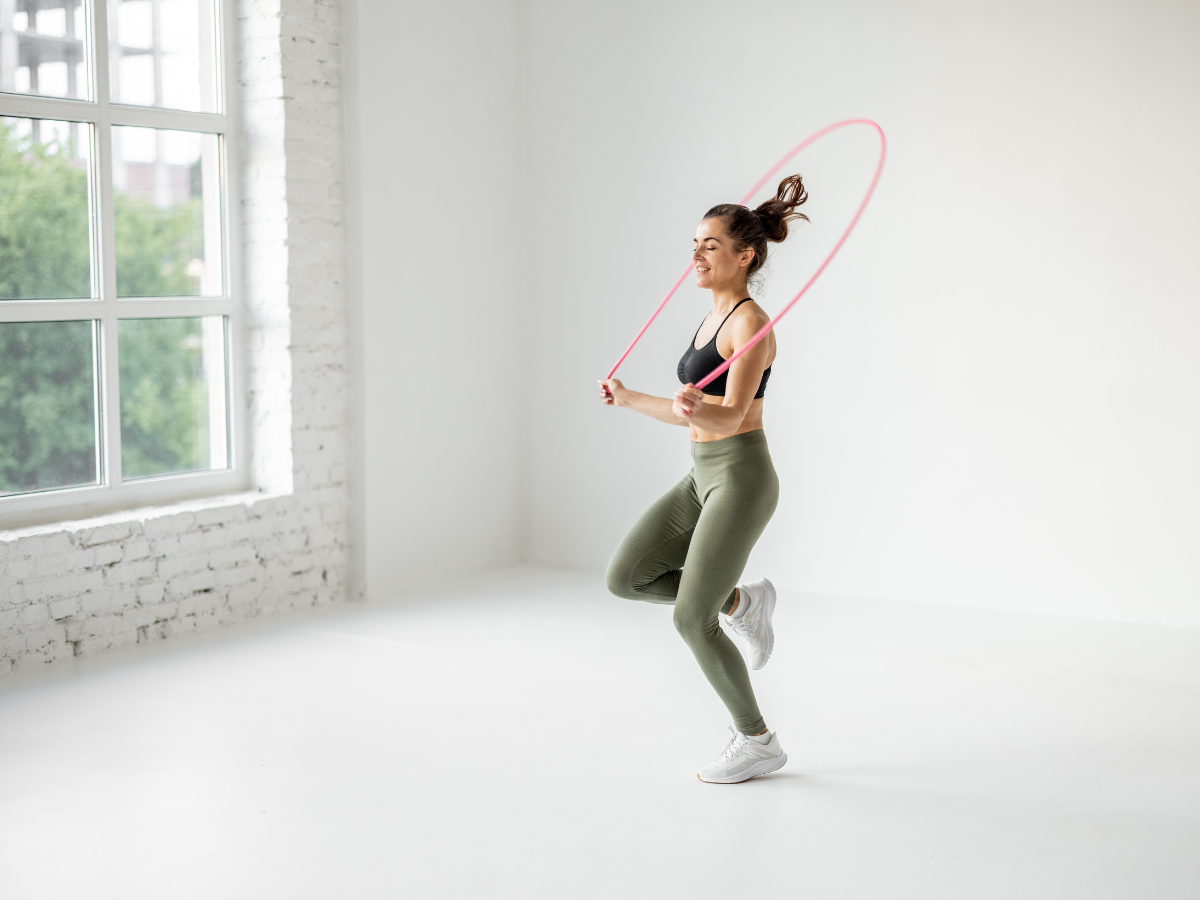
left=2, top=568, right=1199, bottom=900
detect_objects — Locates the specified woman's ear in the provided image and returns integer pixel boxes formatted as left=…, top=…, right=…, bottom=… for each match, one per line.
left=739, top=248, right=755, bottom=269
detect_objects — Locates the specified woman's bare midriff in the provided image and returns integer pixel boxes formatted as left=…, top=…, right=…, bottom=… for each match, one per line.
left=689, top=396, right=765, bottom=443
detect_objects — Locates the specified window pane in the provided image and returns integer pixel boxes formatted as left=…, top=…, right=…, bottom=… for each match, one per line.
left=118, top=316, right=227, bottom=479
left=0, top=320, right=99, bottom=496
left=112, top=126, right=222, bottom=297
left=108, top=0, right=217, bottom=113
left=0, top=117, right=92, bottom=301
left=0, top=0, right=89, bottom=101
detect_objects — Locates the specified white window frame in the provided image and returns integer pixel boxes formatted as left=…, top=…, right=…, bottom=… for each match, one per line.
left=0, top=0, right=247, bottom=529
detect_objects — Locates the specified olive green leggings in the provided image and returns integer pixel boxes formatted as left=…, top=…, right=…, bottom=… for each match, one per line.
left=605, top=429, right=779, bottom=734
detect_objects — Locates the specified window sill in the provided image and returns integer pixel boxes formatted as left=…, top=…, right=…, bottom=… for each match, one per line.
left=0, top=485, right=281, bottom=542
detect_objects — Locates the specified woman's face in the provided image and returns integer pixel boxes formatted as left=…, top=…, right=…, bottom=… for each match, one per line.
left=693, top=217, right=754, bottom=291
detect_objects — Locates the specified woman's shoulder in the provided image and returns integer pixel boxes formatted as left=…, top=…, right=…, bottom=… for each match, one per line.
left=718, top=299, right=772, bottom=358
left=732, top=299, right=771, bottom=333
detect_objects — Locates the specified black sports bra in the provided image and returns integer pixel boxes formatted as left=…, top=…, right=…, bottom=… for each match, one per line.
left=677, top=298, right=772, bottom=398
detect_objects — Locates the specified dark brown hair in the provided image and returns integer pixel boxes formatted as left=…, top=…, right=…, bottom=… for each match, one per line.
left=703, top=174, right=809, bottom=284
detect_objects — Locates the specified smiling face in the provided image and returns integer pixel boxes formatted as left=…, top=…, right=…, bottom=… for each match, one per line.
left=693, top=217, right=755, bottom=291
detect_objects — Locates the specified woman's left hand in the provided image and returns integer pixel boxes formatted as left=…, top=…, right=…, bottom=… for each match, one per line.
left=673, top=384, right=703, bottom=421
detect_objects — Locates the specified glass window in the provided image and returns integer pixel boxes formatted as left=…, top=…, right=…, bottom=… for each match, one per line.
left=118, top=315, right=227, bottom=479
left=0, top=319, right=100, bottom=496
left=0, top=0, right=235, bottom=511
left=0, top=116, right=93, bottom=301
left=0, top=0, right=89, bottom=101
left=108, top=0, right=218, bottom=113
left=113, top=126, right=222, bottom=297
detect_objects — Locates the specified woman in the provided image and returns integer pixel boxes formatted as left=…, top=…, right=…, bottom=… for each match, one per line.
left=599, top=175, right=809, bottom=784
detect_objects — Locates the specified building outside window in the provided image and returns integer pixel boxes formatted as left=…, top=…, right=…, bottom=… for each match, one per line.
left=0, top=0, right=243, bottom=526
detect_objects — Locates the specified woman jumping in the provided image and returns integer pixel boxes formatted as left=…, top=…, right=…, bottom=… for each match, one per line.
left=599, top=175, right=809, bottom=784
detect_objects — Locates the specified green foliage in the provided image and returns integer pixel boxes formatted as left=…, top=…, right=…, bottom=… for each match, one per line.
left=119, top=317, right=210, bottom=478
left=0, top=120, right=204, bottom=300
left=0, top=321, right=97, bottom=494
left=114, top=192, right=204, bottom=298
left=0, top=123, right=91, bottom=300
left=0, top=120, right=215, bottom=493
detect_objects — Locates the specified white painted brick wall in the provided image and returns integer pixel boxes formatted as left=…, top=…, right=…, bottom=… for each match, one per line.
left=0, top=0, right=351, bottom=676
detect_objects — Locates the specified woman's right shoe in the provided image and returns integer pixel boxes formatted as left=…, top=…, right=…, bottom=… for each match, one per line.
left=722, top=577, right=776, bottom=670
left=696, top=726, right=788, bottom=784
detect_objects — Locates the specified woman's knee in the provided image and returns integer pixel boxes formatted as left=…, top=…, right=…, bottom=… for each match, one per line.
left=605, top=554, right=640, bottom=600
left=672, top=602, right=717, bottom=645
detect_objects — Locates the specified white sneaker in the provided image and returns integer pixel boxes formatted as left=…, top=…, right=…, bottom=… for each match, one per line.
left=696, top=726, right=788, bottom=784
left=722, top=577, right=776, bottom=669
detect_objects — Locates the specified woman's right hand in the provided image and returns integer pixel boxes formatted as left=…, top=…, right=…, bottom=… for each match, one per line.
left=599, top=378, right=627, bottom=407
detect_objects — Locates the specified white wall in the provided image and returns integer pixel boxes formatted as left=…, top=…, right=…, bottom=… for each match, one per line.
left=521, top=0, right=1200, bottom=626
left=344, top=0, right=524, bottom=599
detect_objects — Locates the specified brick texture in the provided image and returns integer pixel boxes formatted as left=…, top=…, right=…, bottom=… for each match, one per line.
left=0, top=0, right=350, bottom=676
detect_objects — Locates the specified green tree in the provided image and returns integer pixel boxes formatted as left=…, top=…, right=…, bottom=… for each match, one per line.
left=119, top=317, right=210, bottom=478
left=0, top=120, right=213, bottom=493
left=0, top=320, right=96, bottom=494
left=0, top=121, right=91, bottom=300
left=114, top=189, right=203, bottom=298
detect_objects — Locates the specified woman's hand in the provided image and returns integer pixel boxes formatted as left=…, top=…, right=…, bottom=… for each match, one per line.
left=598, top=380, right=691, bottom=426
left=599, top=378, right=628, bottom=407
left=673, top=384, right=704, bottom=421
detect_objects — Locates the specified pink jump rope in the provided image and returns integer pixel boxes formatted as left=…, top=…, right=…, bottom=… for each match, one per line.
left=604, top=119, right=887, bottom=393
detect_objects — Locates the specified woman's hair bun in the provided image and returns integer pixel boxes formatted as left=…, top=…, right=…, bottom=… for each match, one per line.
left=701, top=173, right=810, bottom=286
left=754, top=173, right=809, bottom=243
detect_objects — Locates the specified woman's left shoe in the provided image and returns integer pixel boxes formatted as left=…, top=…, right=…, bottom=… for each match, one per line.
left=696, top=726, right=788, bottom=784
left=722, top=577, right=776, bottom=669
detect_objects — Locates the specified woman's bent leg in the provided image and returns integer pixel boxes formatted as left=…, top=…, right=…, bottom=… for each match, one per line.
left=672, top=438, right=779, bottom=734
left=605, top=473, right=702, bottom=604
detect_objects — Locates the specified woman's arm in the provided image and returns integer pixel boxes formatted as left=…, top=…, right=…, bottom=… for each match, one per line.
left=599, top=378, right=689, bottom=426
left=672, top=311, right=771, bottom=435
